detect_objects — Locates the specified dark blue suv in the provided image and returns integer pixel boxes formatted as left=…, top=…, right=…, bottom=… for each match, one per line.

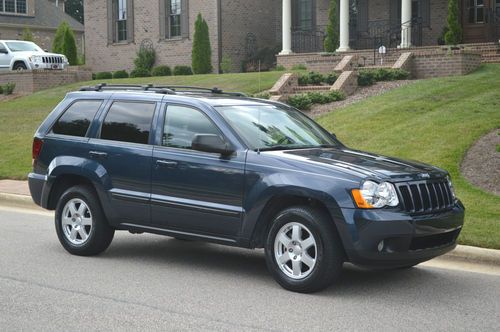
left=29, top=84, right=465, bottom=293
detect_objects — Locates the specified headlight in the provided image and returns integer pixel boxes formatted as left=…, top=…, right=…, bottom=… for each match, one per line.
left=352, top=180, right=399, bottom=208
left=29, top=55, right=42, bottom=62
left=62, top=55, right=68, bottom=63
left=447, top=175, right=456, bottom=201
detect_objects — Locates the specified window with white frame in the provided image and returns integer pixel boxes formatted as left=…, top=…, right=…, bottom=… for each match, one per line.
left=116, top=0, right=128, bottom=41
left=166, top=0, right=182, bottom=39
left=0, top=0, right=27, bottom=14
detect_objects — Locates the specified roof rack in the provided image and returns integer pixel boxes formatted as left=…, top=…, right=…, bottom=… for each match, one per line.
left=79, top=83, right=247, bottom=97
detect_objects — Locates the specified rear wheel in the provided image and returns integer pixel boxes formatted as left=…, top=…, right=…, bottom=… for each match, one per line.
left=264, top=206, right=344, bottom=293
left=55, top=185, right=114, bottom=256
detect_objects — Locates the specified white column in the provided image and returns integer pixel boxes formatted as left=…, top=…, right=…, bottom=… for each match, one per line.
left=400, top=0, right=412, bottom=48
left=280, top=0, right=293, bottom=55
left=337, top=0, right=350, bottom=52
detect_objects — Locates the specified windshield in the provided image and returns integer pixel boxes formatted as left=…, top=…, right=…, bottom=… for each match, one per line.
left=5, top=41, right=43, bottom=52
left=217, top=104, right=340, bottom=151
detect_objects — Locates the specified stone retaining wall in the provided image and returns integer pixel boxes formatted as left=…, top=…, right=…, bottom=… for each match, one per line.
left=412, top=51, right=481, bottom=79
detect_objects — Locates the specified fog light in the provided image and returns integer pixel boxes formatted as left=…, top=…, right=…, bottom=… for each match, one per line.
left=35, top=64, right=39, bottom=68
left=377, top=240, right=385, bottom=252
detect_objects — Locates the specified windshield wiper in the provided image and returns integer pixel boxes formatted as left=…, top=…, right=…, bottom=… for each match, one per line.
left=257, top=144, right=337, bottom=152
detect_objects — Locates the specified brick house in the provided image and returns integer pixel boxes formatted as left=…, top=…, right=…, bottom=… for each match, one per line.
left=84, top=0, right=500, bottom=73
left=0, top=0, right=85, bottom=54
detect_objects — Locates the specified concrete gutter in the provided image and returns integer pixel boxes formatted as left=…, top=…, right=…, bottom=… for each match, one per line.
left=1, top=189, right=499, bottom=267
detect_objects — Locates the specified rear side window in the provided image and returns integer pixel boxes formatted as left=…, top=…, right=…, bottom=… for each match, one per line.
left=100, top=101, right=156, bottom=144
left=51, top=100, right=103, bottom=137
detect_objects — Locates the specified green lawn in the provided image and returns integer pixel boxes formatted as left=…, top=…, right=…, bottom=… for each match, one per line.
left=317, top=64, right=500, bottom=249
left=0, top=66, right=499, bottom=249
left=0, top=71, right=284, bottom=180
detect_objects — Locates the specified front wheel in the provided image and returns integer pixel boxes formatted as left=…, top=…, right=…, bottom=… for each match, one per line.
left=13, top=62, right=27, bottom=71
left=55, top=185, right=114, bottom=256
left=264, top=206, right=344, bottom=293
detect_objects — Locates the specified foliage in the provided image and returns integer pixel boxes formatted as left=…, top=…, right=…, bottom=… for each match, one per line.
left=65, top=0, right=84, bottom=24
left=291, top=64, right=307, bottom=71
left=496, top=144, right=500, bottom=153
left=358, top=68, right=410, bottom=86
left=288, top=91, right=345, bottom=110
left=324, top=0, right=339, bottom=52
left=325, top=73, right=338, bottom=85
left=242, top=45, right=281, bottom=72
left=220, top=56, right=233, bottom=74
left=437, top=26, right=449, bottom=45
left=133, top=47, right=156, bottom=72
left=95, top=72, right=112, bottom=80
left=287, top=94, right=313, bottom=110
left=0, top=85, right=3, bottom=94
left=112, top=70, right=129, bottom=79
left=151, top=65, right=172, bottom=77
left=52, top=22, right=77, bottom=65
left=308, top=72, right=325, bottom=85
left=52, top=22, right=68, bottom=54
left=2, top=83, right=16, bottom=95
left=21, top=28, right=33, bottom=42
left=274, top=65, right=286, bottom=71
left=130, top=68, right=151, bottom=78
left=252, top=91, right=271, bottom=99
left=445, top=0, right=462, bottom=45
left=298, top=72, right=338, bottom=86
left=173, top=65, right=193, bottom=76
left=192, top=13, right=213, bottom=74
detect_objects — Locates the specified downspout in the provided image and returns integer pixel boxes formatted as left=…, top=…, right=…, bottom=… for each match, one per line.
left=217, top=0, right=222, bottom=74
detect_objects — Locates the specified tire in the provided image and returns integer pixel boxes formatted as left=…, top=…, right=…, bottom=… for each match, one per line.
left=13, top=62, right=27, bottom=71
left=264, top=206, right=344, bottom=293
left=55, top=185, right=115, bottom=256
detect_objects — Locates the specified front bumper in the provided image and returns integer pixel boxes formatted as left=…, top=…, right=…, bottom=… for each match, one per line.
left=337, top=201, right=465, bottom=268
left=28, top=62, right=67, bottom=70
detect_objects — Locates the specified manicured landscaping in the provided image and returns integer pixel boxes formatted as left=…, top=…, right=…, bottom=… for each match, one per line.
left=317, top=64, right=500, bottom=249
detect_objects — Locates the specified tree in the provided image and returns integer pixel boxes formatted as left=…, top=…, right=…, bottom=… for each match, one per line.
left=445, top=0, right=462, bottom=45
left=324, top=0, right=339, bottom=52
left=22, top=28, right=34, bottom=42
left=192, top=13, right=213, bottom=74
left=52, top=21, right=70, bottom=54
left=52, top=22, right=78, bottom=65
left=65, top=0, right=84, bottom=24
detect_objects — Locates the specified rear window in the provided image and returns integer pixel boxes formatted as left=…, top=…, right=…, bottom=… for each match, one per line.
left=51, top=100, right=103, bottom=137
left=100, top=101, right=156, bottom=144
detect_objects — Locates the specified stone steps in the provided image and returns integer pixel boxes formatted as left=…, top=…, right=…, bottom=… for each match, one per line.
left=293, top=85, right=331, bottom=93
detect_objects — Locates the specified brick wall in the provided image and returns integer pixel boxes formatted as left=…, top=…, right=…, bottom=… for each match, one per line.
left=84, top=0, right=220, bottom=73
left=277, top=52, right=345, bottom=73
left=0, top=68, right=92, bottom=95
left=412, top=51, right=482, bottom=79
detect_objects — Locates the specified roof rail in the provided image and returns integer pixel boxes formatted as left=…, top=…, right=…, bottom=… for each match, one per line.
left=79, top=83, right=246, bottom=97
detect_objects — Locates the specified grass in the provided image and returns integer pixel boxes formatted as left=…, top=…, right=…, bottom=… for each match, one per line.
left=317, top=64, right=500, bottom=249
left=0, top=71, right=284, bottom=180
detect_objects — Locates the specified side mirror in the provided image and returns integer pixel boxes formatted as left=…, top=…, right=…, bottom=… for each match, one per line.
left=330, top=132, right=337, bottom=139
left=0, top=49, right=8, bottom=54
left=192, top=134, right=234, bottom=156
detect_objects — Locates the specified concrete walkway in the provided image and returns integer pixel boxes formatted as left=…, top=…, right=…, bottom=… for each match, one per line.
left=0, top=180, right=30, bottom=196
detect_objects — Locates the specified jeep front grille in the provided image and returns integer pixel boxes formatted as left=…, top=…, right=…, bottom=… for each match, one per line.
left=396, top=179, right=454, bottom=214
left=42, top=56, right=63, bottom=64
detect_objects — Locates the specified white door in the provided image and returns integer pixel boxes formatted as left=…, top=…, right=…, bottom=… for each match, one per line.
left=0, top=43, right=11, bottom=70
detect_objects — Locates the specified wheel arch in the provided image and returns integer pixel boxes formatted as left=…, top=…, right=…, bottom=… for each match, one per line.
left=46, top=174, right=98, bottom=210
left=11, top=59, right=28, bottom=70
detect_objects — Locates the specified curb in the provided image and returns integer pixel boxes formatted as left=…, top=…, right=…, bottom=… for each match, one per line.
left=1, top=191, right=499, bottom=266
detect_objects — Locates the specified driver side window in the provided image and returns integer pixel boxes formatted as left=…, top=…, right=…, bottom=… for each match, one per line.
left=163, top=105, right=221, bottom=149
left=0, top=43, right=7, bottom=53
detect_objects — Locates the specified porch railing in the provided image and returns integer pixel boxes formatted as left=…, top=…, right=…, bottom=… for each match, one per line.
left=291, top=26, right=326, bottom=53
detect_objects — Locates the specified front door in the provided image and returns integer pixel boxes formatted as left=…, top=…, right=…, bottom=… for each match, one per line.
left=151, top=104, right=245, bottom=239
left=462, top=0, right=495, bottom=43
left=0, top=42, right=11, bottom=70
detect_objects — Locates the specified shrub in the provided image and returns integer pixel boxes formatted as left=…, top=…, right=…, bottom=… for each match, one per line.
left=173, top=65, right=193, bottom=76
left=192, top=13, right=213, bottom=74
left=298, top=74, right=310, bottom=86
left=274, top=65, right=286, bottom=71
left=22, top=28, right=33, bottom=42
left=52, top=22, right=69, bottom=54
left=307, top=92, right=330, bottom=104
left=151, top=65, right=172, bottom=76
left=445, top=0, right=462, bottom=45
left=324, top=0, right=339, bottom=52
left=0, top=85, right=3, bottom=94
left=358, top=69, right=410, bottom=86
left=112, top=70, right=129, bottom=79
left=389, top=69, right=410, bottom=80
left=130, top=68, right=151, bottom=78
left=133, top=47, right=156, bottom=72
left=220, top=56, right=232, bottom=74
left=95, top=72, right=112, bottom=80
left=307, top=72, right=324, bottom=85
left=325, top=73, right=338, bottom=85
left=358, top=70, right=377, bottom=86
left=252, top=92, right=271, bottom=99
left=3, top=83, right=16, bottom=95
left=52, top=22, right=78, bottom=65
left=325, top=90, right=345, bottom=102
left=242, top=45, right=281, bottom=72
left=92, top=73, right=96, bottom=80
left=292, top=64, right=307, bottom=71
left=287, top=94, right=313, bottom=111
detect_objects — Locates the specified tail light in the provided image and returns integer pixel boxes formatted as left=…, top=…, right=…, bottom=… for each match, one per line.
left=32, top=138, right=43, bottom=167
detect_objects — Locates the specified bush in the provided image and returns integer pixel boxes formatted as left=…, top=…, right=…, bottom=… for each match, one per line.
left=252, top=92, right=271, bottom=99
left=220, top=56, right=232, bottom=74
left=324, top=0, right=339, bottom=52
left=287, top=94, right=313, bottom=111
left=358, top=69, right=410, bottom=86
left=92, top=73, right=96, bottom=80
left=242, top=45, right=281, bottom=72
left=292, top=64, right=307, bottom=70
left=173, top=65, right=193, bottom=76
left=0, top=85, right=3, bottom=94
left=52, top=22, right=78, bottom=65
left=307, top=72, right=324, bottom=85
left=274, top=65, right=286, bottom=71
left=95, top=72, right=112, bottom=80
left=298, top=74, right=310, bottom=86
left=112, top=70, right=129, bottom=79
left=307, top=92, right=330, bottom=104
left=192, top=13, right=213, bottom=74
left=133, top=47, right=156, bottom=72
left=151, top=65, right=172, bottom=76
left=445, top=0, right=462, bottom=45
left=325, top=73, right=338, bottom=85
left=390, top=69, right=410, bottom=80
left=3, top=83, right=16, bottom=95
left=130, top=68, right=151, bottom=78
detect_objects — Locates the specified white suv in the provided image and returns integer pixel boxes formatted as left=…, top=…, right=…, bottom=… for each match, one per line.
left=0, top=40, right=69, bottom=71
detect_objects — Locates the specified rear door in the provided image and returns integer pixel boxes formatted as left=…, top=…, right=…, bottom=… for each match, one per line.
left=150, top=103, right=246, bottom=239
left=88, top=97, right=159, bottom=226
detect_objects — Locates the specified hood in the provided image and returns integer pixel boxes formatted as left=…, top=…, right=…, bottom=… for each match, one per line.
left=14, top=51, right=65, bottom=57
left=264, top=147, right=447, bottom=182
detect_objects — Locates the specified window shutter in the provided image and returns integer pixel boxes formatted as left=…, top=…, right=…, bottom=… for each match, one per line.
left=357, top=0, right=368, bottom=32
left=389, top=0, right=400, bottom=29
left=420, top=0, right=430, bottom=27
left=107, top=0, right=115, bottom=44
left=127, top=0, right=134, bottom=42
left=181, top=0, right=189, bottom=38
left=159, top=0, right=166, bottom=39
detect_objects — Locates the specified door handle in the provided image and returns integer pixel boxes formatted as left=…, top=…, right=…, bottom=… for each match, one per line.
left=156, top=159, right=178, bottom=167
left=89, top=151, right=108, bottom=159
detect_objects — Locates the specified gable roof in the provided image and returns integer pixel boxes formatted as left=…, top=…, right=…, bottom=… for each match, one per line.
left=0, top=0, right=84, bottom=32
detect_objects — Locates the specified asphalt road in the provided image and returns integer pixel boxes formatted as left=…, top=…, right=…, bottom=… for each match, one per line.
left=0, top=205, right=499, bottom=331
